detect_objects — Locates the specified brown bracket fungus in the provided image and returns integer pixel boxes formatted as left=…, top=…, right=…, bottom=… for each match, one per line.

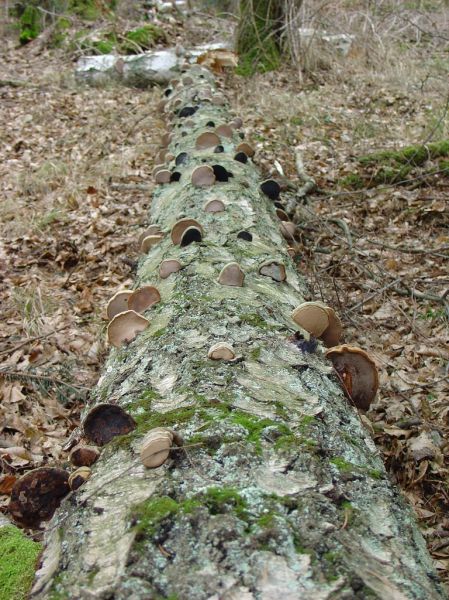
left=204, top=198, right=225, bottom=213
left=276, top=208, right=290, bottom=222
left=259, top=260, right=287, bottom=282
left=180, top=226, right=203, bottom=247
left=138, top=226, right=162, bottom=247
left=214, top=124, right=233, bottom=138
left=207, top=342, right=236, bottom=361
left=141, top=234, right=164, bottom=253
left=83, top=403, right=136, bottom=446
left=320, top=307, right=342, bottom=348
left=159, top=259, right=182, bottom=279
left=260, top=179, right=281, bottom=200
left=325, top=345, right=379, bottom=411
left=107, top=310, right=149, bottom=347
left=218, top=262, right=245, bottom=287
left=196, top=132, right=221, bottom=150
left=140, top=428, right=175, bottom=468
left=280, top=221, right=297, bottom=240
left=171, top=218, right=203, bottom=245
left=154, top=169, right=172, bottom=184
left=9, top=467, right=70, bottom=527
left=230, top=117, right=243, bottom=129
left=68, top=467, right=92, bottom=491
left=291, top=302, right=330, bottom=337
left=106, top=290, right=133, bottom=320
left=69, top=444, right=100, bottom=468
left=236, top=142, right=255, bottom=157
left=161, top=132, right=172, bottom=147
left=128, top=286, right=161, bottom=313
left=191, top=165, right=216, bottom=188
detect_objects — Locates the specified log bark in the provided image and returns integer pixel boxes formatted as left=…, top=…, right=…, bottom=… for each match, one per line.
left=31, top=66, right=447, bottom=600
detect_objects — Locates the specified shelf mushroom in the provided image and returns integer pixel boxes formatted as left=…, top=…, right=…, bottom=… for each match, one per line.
left=140, top=428, right=176, bottom=468
left=154, top=169, right=172, bottom=184
left=107, top=310, right=149, bottom=347
left=141, top=234, right=164, bottom=253
left=196, top=132, right=221, bottom=150
left=9, top=467, right=70, bottom=527
left=218, top=262, right=245, bottom=287
left=291, top=302, right=342, bottom=347
left=215, top=124, right=233, bottom=138
left=191, top=165, right=216, bottom=188
left=208, top=342, right=236, bottom=361
left=128, top=286, right=161, bottom=313
left=171, top=218, right=203, bottom=246
left=138, top=226, right=163, bottom=247
left=83, top=403, right=136, bottom=446
left=107, top=290, right=133, bottom=320
left=259, top=260, right=286, bottom=282
left=204, top=199, right=225, bottom=213
left=325, top=345, right=379, bottom=411
left=69, top=445, right=100, bottom=467
left=68, top=467, right=91, bottom=491
left=260, top=179, right=281, bottom=200
left=159, top=259, right=182, bottom=279
left=236, top=142, right=255, bottom=157
left=280, top=221, right=297, bottom=240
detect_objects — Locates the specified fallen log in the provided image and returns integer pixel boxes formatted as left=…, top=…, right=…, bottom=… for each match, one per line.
left=29, top=65, right=446, bottom=599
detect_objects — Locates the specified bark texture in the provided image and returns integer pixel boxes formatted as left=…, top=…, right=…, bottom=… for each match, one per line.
left=31, top=66, right=447, bottom=600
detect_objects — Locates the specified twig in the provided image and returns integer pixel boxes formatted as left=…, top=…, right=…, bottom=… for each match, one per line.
left=0, top=326, right=70, bottom=356
left=347, top=278, right=403, bottom=313
left=285, top=147, right=316, bottom=212
left=0, top=369, right=90, bottom=392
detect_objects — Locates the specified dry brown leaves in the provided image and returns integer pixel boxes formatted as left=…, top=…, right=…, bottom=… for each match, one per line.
left=0, top=42, right=161, bottom=516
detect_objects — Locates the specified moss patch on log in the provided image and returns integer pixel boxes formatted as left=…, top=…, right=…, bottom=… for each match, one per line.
left=0, top=526, right=41, bottom=600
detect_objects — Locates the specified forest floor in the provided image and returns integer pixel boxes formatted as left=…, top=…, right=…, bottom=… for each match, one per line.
left=1, top=0, right=448, bottom=587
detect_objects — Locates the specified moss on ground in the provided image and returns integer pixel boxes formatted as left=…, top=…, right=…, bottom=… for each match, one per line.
left=0, top=526, right=41, bottom=600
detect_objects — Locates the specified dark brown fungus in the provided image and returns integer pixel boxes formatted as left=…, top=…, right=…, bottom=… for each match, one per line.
left=180, top=226, right=202, bottom=247
left=9, top=467, right=70, bottom=527
left=234, top=152, right=248, bottom=163
left=170, top=172, right=181, bottom=183
left=260, top=179, right=281, bottom=200
left=175, top=152, right=188, bottom=166
left=212, top=165, right=229, bottom=182
left=69, top=445, right=100, bottom=467
left=237, top=231, right=253, bottom=241
left=83, top=404, right=136, bottom=446
left=214, top=145, right=224, bottom=153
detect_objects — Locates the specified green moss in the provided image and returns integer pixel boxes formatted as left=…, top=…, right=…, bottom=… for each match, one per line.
left=360, top=140, right=449, bottom=168
left=133, top=497, right=180, bottom=536
left=330, top=457, right=355, bottom=472
left=339, top=173, right=365, bottom=190
left=203, top=487, right=248, bottom=520
left=120, top=25, right=166, bottom=54
left=19, top=5, right=40, bottom=44
left=239, top=313, right=270, bottom=329
left=152, top=327, right=167, bottom=338
left=0, top=526, right=41, bottom=600
left=369, top=469, right=383, bottom=480
left=250, top=346, right=261, bottom=360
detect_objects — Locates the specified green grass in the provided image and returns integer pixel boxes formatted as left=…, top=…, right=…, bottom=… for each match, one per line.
left=0, top=526, right=41, bottom=600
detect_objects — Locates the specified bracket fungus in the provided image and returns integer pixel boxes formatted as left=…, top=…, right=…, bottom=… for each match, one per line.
left=106, top=290, right=133, bottom=320
left=154, top=169, right=172, bottom=184
left=204, top=199, right=225, bottom=213
left=161, top=132, right=172, bottom=147
left=68, top=467, right=91, bottom=491
left=128, top=286, right=161, bottom=313
left=260, top=179, right=281, bottom=200
left=325, top=345, right=379, bottom=411
left=175, top=152, right=189, bottom=166
left=69, top=444, right=100, bottom=468
left=180, top=226, right=202, bottom=247
left=141, top=234, right=164, bottom=253
left=208, top=342, right=236, bottom=361
left=218, top=262, right=245, bottom=287
left=196, top=132, right=221, bottom=150
left=276, top=208, right=290, bottom=222
left=259, top=260, right=287, bottom=282
left=170, top=172, right=182, bottom=183
left=236, top=142, right=255, bottom=157
left=214, top=145, right=224, bottom=154
left=320, top=307, right=342, bottom=348
left=230, top=117, right=243, bottom=129
left=212, top=164, right=230, bottom=182
left=191, top=165, right=216, bottom=188
left=291, top=302, right=330, bottom=337
left=83, top=403, right=136, bottom=446
left=237, top=230, right=253, bottom=241
left=138, top=225, right=162, bottom=247
left=9, top=467, right=70, bottom=527
left=280, top=221, right=297, bottom=239
left=234, top=152, right=248, bottom=164
left=159, top=259, right=182, bottom=279
left=215, top=124, right=233, bottom=138
left=171, top=218, right=203, bottom=245
left=140, top=428, right=178, bottom=468
left=107, top=310, right=149, bottom=347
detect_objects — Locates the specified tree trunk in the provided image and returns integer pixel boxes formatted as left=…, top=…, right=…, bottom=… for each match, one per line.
left=31, top=66, right=446, bottom=600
